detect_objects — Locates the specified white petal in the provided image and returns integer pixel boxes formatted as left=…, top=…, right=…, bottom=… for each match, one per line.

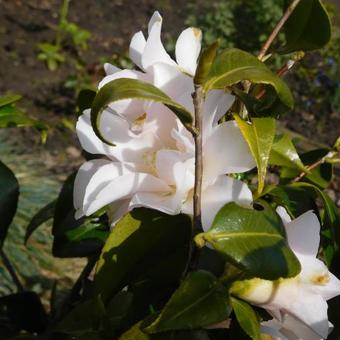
left=104, top=63, right=121, bottom=75
left=76, top=110, right=116, bottom=157
left=150, top=62, right=194, bottom=102
left=202, top=90, right=234, bottom=141
left=288, top=292, right=329, bottom=338
left=142, top=13, right=176, bottom=70
left=203, top=121, right=256, bottom=180
left=86, top=172, right=170, bottom=216
left=299, top=255, right=340, bottom=301
left=129, top=31, right=146, bottom=70
left=200, top=176, right=252, bottom=231
left=175, top=27, right=202, bottom=76
left=74, top=159, right=119, bottom=217
left=148, top=11, right=162, bottom=34
left=282, top=314, right=325, bottom=340
left=276, top=206, right=292, bottom=224
left=285, top=211, right=320, bottom=257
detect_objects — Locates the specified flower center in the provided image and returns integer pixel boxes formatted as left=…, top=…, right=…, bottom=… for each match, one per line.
left=131, top=112, right=147, bottom=133
left=311, top=273, right=330, bottom=285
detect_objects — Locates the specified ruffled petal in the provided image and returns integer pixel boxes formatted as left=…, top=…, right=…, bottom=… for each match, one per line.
left=76, top=110, right=116, bottom=157
left=200, top=176, right=252, bottom=231
left=203, top=121, right=256, bottom=180
left=285, top=211, right=320, bottom=257
left=142, top=12, right=176, bottom=70
left=175, top=27, right=202, bottom=76
left=129, top=31, right=146, bottom=70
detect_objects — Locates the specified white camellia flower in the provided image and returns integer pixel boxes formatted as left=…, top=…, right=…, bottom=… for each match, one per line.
left=231, top=207, right=340, bottom=339
left=74, top=12, right=255, bottom=230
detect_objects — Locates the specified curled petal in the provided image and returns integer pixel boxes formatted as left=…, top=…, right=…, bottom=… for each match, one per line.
left=204, top=121, right=256, bottom=180
left=175, top=27, right=202, bottom=76
left=129, top=31, right=146, bottom=70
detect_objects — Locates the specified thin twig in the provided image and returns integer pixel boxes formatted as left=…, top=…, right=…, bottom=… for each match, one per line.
left=292, top=150, right=338, bottom=183
left=258, top=0, right=301, bottom=60
left=0, top=248, right=24, bottom=292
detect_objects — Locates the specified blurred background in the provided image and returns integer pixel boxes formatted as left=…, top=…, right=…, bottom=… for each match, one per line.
left=0, top=0, right=339, bottom=308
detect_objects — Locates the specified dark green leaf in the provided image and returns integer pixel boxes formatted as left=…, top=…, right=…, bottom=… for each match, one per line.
left=195, top=202, right=301, bottom=280
left=205, top=48, right=293, bottom=112
left=95, top=208, right=191, bottom=302
left=281, top=0, right=331, bottom=53
left=231, top=297, right=260, bottom=340
left=234, top=115, right=276, bottom=194
left=0, top=161, right=19, bottom=246
left=25, top=200, right=56, bottom=244
left=52, top=172, right=108, bottom=258
left=55, top=296, right=106, bottom=335
left=77, top=89, right=96, bottom=115
left=91, top=78, right=193, bottom=145
left=269, top=134, right=305, bottom=171
left=145, top=271, right=230, bottom=333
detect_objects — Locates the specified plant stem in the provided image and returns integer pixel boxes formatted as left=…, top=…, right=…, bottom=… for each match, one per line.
left=0, top=248, right=24, bottom=292
left=55, top=0, right=70, bottom=48
left=258, top=0, right=301, bottom=60
left=192, top=85, right=204, bottom=235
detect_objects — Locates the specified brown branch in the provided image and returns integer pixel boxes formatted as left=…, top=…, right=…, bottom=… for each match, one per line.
left=258, top=0, right=301, bottom=60
left=192, top=85, right=204, bottom=235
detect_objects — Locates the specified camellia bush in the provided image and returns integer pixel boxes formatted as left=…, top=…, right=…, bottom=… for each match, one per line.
left=1, top=0, right=340, bottom=339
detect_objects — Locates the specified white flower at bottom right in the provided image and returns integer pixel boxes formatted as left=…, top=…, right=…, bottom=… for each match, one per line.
left=231, top=207, right=340, bottom=339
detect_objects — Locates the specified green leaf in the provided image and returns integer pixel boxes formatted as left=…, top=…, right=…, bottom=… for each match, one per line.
left=52, top=172, right=108, bottom=258
left=231, top=297, right=261, bottom=340
left=76, top=89, right=96, bottom=115
left=0, top=161, right=19, bottom=246
left=194, top=41, right=219, bottom=85
left=119, top=321, right=150, bottom=340
left=91, top=78, right=193, bottom=145
left=269, top=134, right=305, bottom=171
left=281, top=0, right=331, bottom=53
left=145, top=271, right=230, bottom=333
left=205, top=48, right=294, bottom=112
left=195, top=202, right=301, bottom=280
left=234, top=115, right=276, bottom=194
left=95, top=208, right=191, bottom=301
left=0, top=95, right=22, bottom=107
left=25, top=200, right=56, bottom=244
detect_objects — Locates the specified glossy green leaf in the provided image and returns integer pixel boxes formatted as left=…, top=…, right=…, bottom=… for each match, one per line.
left=52, top=172, right=108, bottom=258
left=95, top=208, right=191, bottom=301
left=269, top=134, right=305, bottom=171
left=195, top=202, right=301, bottom=280
left=194, top=41, right=219, bottom=85
left=231, top=297, right=261, bottom=340
left=0, top=161, right=19, bottom=246
left=120, top=321, right=150, bottom=340
left=234, top=115, right=276, bottom=194
left=25, top=200, right=56, bottom=244
left=91, top=78, right=193, bottom=145
left=281, top=0, right=331, bottom=53
left=76, top=89, right=96, bottom=116
left=205, top=48, right=294, bottom=112
left=145, top=271, right=230, bottom=333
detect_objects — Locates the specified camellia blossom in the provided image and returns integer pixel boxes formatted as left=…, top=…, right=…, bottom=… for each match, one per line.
left=231, top=207, right=340, bottom=339
left=73, top=11, right=255, bottom=230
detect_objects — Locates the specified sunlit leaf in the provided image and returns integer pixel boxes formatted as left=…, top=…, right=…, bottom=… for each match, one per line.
left=234, top=115, right=276, bottom=194
left=195, top=202, right=301, bottom=280
left=231, top=297, right=261, bottom=340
